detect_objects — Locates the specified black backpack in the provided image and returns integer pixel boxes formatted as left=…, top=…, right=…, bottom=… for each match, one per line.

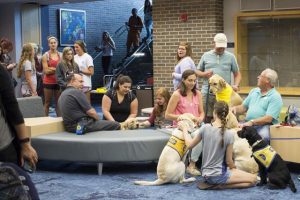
left=0, top=163, right=31, bottom=200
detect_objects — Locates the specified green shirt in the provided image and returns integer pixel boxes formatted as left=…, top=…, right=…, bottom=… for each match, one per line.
left=243, top=88, right=283, bottom=124
left=197, top=50, right=239, bottom=94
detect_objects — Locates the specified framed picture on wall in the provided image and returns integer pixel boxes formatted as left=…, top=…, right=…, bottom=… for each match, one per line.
left=59, top=8, right=86, bottom=46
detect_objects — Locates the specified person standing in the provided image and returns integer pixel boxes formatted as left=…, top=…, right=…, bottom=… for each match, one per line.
left=196, top=33, right=241, bottom=123
left=126, top=8, right=143, bottom=57
left=58, top=73, right=120, bottom=133
left=42, top=36, right=61, bottom=116
left=17, top=43, right=37, bottom=97
left=143, top=0, right=152, bottom=40
left=231, top=68, right=283, bottom=144
left=165, top=69, right=205, bottom=176
left=74, top=40, right=94, bottom=103
left=98, top=31, right=116, bottom=75
left=0, top=38, right=17, bottom=87
left=172, top=42, right=196, bottom=90
left=56, top=47, right=80, bottom=90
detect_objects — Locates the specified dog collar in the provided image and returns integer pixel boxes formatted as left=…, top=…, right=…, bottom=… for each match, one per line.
left=251, top=140, right=262, bottom=148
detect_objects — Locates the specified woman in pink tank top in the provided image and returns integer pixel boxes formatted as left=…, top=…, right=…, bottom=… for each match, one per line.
left=165, top=69, right=205, bottom=176
left=42, top=36, right=61, bottom=116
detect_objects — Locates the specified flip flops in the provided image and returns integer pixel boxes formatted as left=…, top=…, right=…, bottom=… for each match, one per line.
left=197, top=182, right=221, bottom=190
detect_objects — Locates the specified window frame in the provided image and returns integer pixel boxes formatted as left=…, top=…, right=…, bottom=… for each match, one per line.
left=235, top=10, right=300, bottom=96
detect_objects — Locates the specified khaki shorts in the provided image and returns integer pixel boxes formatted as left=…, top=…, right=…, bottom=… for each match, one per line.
left=202, top=93, right=216, bottom=118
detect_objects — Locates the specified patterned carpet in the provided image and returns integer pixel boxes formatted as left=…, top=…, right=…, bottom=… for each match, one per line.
left=29, top=161, right=300, bottom=200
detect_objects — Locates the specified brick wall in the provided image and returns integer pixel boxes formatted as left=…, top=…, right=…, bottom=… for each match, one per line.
left=152, top=0, right=224, bottom=92
left=47, top=0, right=145, bottom=88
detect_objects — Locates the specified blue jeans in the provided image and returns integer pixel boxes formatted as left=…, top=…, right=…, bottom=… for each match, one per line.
left=204, top=170, right=231, bottom=185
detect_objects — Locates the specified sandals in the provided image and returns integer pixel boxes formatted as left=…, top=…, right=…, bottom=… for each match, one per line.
left=186, top=167, right=201, bottom=176
left=197, top=182, right=221, bottom=190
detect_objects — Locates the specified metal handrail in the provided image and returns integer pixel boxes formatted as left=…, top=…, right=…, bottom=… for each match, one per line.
left=91, top=5, right=145, bottom=60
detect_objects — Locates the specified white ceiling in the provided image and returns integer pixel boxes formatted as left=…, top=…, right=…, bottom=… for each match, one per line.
left=0, top=0, right=102, bottom=5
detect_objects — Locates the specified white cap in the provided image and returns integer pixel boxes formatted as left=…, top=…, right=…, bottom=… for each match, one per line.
left=214, top=33, right=227, bottom=48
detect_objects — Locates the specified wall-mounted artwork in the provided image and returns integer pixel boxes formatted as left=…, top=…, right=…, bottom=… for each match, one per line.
left=60, top=9, right=86, bottom=46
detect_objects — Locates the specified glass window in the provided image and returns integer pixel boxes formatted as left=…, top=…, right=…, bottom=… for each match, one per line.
left=236, top=12, right=300, bottom=95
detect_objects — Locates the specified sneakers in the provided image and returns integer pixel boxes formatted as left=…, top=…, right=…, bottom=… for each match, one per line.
left=186, top=166, right=201, bottom=176
left=298, top=175, right=300, bottom=181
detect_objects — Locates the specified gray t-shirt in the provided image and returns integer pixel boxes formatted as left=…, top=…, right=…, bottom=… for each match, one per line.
left=58, top=86, right=92, bottom=126
left=197, top=124, right=234, bottom=176
left=0, top=109, right=14, bottom=150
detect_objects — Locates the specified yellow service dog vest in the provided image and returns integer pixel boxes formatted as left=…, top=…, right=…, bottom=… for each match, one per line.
left=216, top=86, right=232, bottom=104
left=167, top=135, right=187, bottom=159
left=252, top=145, right=277, bottom=169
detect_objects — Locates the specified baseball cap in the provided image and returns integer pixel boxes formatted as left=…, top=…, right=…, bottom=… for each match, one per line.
left=214, top=33, right=227, bottom=48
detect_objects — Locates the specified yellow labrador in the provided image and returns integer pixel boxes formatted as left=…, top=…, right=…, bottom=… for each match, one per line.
left=209, top=74, right=243, bottom=107
left=120, top=118, right=139, bottom=130
left=232, top=128, right=259, bottom=174
left=134, top=113, right=197, bottom=186
left=209, top=74, right=243, bottom=128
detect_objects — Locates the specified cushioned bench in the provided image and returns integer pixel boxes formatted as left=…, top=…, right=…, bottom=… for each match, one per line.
left=17, top=96, right=171, bottom=175
left=31, top=129, right=170, bottom=174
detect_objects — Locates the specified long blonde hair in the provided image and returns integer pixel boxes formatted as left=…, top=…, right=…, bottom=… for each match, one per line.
left=17, top=43, right=34, bottom=78
left=62, top=47, right=76, bottom=67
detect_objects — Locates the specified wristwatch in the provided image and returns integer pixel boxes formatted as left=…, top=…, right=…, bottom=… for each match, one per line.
left=250, top=119, right=255, bottom=125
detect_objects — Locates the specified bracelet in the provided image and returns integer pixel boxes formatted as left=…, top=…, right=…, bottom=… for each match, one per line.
left=19, top=137, right=30, bottom=144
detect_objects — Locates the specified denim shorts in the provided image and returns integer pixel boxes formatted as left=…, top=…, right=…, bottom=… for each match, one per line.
left=204, top=170, right=231, bottom=185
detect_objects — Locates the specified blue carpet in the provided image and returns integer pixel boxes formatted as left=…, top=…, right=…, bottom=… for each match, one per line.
left=29, top=161, right=300, bottom=200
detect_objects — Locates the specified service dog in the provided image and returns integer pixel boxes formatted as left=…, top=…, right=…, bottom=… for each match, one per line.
left=134, top=113, right=197, bottom=186
left=209, top=74, right=243, bottom=106
left=232, top=129, right=259, bottom=174
left=237, top=126, right=297, bottom=192
left=209, top=74, right=243, bottom=128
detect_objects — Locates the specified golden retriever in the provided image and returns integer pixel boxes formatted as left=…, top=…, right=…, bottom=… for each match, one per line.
left=134, top=113, right=197, bottom=186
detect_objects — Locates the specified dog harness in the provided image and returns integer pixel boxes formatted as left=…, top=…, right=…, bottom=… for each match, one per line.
left=252, top=145, right=277, bottom=169
left=167, top=135, right=187, bottom=159
left=215, top=86, right=232, bottom=104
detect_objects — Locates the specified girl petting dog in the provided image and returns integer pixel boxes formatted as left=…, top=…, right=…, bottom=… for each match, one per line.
left=140, top=87, right=172, bottom=128
left=179, top=101, right=257, bottom=190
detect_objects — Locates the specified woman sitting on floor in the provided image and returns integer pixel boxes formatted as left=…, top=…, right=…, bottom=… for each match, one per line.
left=102, top=75, right=138, bottom=123
left=140, top=87, right=172, bottom=128
left=180, top=101, right=257, bottom=190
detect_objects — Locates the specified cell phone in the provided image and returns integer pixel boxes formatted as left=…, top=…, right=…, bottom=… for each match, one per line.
left=23, top=160, right=35, bottom=173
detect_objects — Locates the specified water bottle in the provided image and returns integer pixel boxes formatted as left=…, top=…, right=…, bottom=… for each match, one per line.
left=76, top=122, right=84, bottom=135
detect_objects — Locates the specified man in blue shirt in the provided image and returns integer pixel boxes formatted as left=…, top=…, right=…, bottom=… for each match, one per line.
left=232, top=68, right=283, bottom=143
left=196, top=33, right=241, bottom=122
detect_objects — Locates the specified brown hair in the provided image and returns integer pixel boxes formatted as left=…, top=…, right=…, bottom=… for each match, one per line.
left=213, top=101, right=229, bottom=147
left=178, top=69, right=197, bottom=96
left=176, top=42, right=193, bottom=62
left=74, top=40, right=87, bottom=53
left=113, top=75, right=132, bottom=90
left=0, top=38, right=13, bottom=53
left=17, top=43, right=34, bottom=78
left=153, top=87, right=171, bottom=117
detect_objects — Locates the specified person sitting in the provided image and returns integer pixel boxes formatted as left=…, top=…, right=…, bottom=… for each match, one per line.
left=180, top=101, right=256, bottom=190
left=140, top=87, right=172, bottom=128
left=58, top=73, right=120, bottom=134
left=102, top=75, right=138, bottom=123
left=56, top=47, right=80, bottom=91
left=232, top=68, right=283, bottom=144
left=165, top=69, right=205, bottom=176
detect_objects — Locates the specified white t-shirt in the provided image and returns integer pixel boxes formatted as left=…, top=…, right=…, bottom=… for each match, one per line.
left=74, top=53, right=94, bottom=88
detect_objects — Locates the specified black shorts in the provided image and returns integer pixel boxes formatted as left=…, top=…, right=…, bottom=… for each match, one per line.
left=43, top=84, right=60, bottom=90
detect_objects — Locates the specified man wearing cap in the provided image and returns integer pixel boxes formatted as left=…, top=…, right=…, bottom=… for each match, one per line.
left=196, top=33, right=241, bottom=122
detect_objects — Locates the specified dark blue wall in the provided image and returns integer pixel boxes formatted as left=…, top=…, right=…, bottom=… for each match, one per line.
left=42, top=0, right=145, bottom=88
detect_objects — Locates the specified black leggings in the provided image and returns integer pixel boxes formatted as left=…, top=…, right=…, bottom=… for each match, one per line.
left=102, top=56, right=112, bottom=75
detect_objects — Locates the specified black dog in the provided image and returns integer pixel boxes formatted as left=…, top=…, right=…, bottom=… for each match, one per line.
left=237, top=126, right=297, bottom=193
